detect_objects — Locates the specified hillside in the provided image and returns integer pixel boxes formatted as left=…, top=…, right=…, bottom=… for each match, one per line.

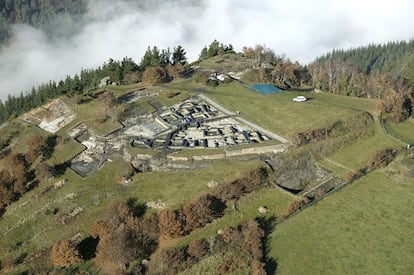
left=0, top=0, right=87, bottom=44
left=315, top=40, right=414, bottom=76
left=0, top=48, right=414, bottom=274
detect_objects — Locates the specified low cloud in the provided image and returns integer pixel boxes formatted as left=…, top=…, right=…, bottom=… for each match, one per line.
left=1, top=0, right=413, bottom=100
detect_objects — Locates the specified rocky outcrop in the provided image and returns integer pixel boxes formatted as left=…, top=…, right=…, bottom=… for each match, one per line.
left=269, top=150, right=323, bottom=191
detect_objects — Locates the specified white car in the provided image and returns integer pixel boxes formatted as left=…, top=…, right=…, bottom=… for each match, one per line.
left=293, top=96, right=307, bottom=102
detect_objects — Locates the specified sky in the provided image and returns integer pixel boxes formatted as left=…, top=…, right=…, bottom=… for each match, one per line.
left=0, top=0, right=414, bottom=101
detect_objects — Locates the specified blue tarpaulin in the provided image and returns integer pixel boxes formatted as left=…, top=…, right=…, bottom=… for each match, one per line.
left=251, top=84, right=283, bottom=94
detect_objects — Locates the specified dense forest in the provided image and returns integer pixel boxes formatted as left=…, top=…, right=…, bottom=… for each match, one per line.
left=0, top=0, right=191, bottom=44
left=307, top=40, right=414, bottom=96
left=0, top=0, right=87, bottom=43
left=307, top=40, right=414, bottom=122
left=315, top=40, right=414, bottom=76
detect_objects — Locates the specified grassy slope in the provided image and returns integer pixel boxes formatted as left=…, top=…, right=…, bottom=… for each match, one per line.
left=197, top=54, right=257, bottom=74
left=385, top=118, right=414, bottom=144
left=327, top=126, right=401, bottom=171
left=270, top=161, right=414, bottom=274
left=187, top=81, right=366, bottom=136
left=0, top=157, right=261, bottom=258
left=2, top=71, right=412, bottom=274
left=173, top=186, right=293, bottom=248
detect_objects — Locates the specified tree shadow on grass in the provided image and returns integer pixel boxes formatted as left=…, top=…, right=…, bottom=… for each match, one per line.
left=44, top=135, right=58, bottom=160
left=257, top=215, right=278, bottom=274
left=126, top=197, right=147, bottom=218
left=77, top=236, right=99, bottom=260
left=53, top=161, right=70, bottom=176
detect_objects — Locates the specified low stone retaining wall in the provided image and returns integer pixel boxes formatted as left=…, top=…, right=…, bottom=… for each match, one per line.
left=192, top=153, right=226, bottom=161
left=167, top=144, right=286, bottom=162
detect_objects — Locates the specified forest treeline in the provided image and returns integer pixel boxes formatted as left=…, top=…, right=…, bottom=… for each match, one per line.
left=1, top=38, right=414, bottom=125
left=0, top=0, right=180, bottom=44
left=314, top=40, right=414, bottom=76
left=307, top=40, right=414, bottom=122
left=307, top=40, right=414, bottom=98
left=0, top=44, right=188, bottom=125
left=241, top=41, right=414, bottom=122
left=0, top=0, right=87, bottom=42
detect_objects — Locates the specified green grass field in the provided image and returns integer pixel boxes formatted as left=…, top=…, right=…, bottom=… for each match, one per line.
left=384, top=118, right=414, bottom=144
left=47, top=137, right=85, bottom=166
left=269, top=159, right=414, bottom=274
left=322, top=123, right=401, bottom=173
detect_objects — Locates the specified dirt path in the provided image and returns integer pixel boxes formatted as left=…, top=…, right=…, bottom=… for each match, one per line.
left=323, top=157, right=353, bottom=171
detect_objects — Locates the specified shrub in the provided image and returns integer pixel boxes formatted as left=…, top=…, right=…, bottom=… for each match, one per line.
left=221, top=225, right=235, bottom=243
left=207, top=78, right=219, bottom=87
left=14, top=252, right=28, bottom=265
left=26, top=134, right=48, bottom=163
left=26, top=248, right=53, bottom=273
left=367, top=149, right=395, bottom=168
left=284, top=198, right=309, bottom=217
left=90, top=201, right=158, bottom=274
left=147, top=247, right=190, bottom=275
left=143, top=66, right=168, bottom=85
left=192, top=72, right=207, bottom=84
left=214, top=167, right=267, bottom=201
left=158, top=208, right=186, bottom=239
left=0, top=254, right=15, bottom=270
left=378, top=92, right=412, bottom=123
left=239, top=219, right=264, bottom=259
left=289, top=112, right=373, bottom=147
left=166, top=91, right=180, bottom=98
left=251, top=260, right=267, bottom=275
left=220, top=219, right=264, bottom=259
left=183, top=194, right=225, bottom=231
left=50, top=239, right=81, bottom=267
left=218, top=256, right=239, bottom=274
left=35, top=162, right=56, bottom=181
left=136, top=213, right=159, bottom=240
left=345, top=167, right=367, bottom=181
left=217, top=256, right=248, bottom=274
left=188, top=239, right=210, bottom=259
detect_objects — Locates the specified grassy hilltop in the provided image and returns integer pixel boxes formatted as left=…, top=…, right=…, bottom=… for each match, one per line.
left=0, top=53, right=413, bottom=274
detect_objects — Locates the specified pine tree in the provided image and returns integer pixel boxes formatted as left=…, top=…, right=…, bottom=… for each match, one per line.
left=207, top=40, right=220, bottom=57
left=121, top=56, right=138, bottom=74
left=0, top=100, right=8, bottom=124
left=406, top=53, right=414, bottom=88
left=160, top=48, right=171, bottom=67
left=172, top=45, right=187, bottom=65
left=199, top=46, right=208, bottom=60
left=140, top=46, right=153, bottom=71
left=150, top=46, right=161, bottom=67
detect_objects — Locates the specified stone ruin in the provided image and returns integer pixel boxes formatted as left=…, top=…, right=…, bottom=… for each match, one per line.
left=66, top=94, right=283, bottom=177
left=20, top=98, right=76, bottom=133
